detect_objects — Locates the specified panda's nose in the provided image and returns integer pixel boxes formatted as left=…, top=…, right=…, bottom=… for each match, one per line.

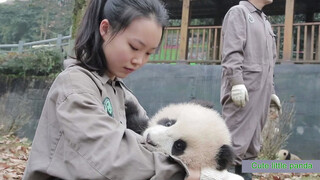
left=146, top=133, right=157, bottom=147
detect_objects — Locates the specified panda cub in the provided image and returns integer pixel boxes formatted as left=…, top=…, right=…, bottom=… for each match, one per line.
left=126, top=101, right=243, bottom=180
left=277, top=149, right=301, bottom=160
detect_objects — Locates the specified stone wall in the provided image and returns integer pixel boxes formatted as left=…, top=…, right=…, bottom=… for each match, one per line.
left=0, top=76, right=53, bottom=139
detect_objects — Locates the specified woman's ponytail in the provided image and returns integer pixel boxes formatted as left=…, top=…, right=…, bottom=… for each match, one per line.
left=74, top=0, right=108, bottom=75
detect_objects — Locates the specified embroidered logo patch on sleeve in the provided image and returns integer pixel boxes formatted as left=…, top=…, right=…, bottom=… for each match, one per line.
left=103, top=97, right=113, bottom=117
left=248, top=13, right=255, bottom=23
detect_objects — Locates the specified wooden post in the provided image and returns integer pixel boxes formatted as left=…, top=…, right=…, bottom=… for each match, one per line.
left=305, top=12, right=315, bottom=60
left=56, top=34, right=62, bottom=48
left=283, top=0, right=295, bottom=61
left=179, top=0, right=191, bottom=60
left=18, top=41, right=24, bottom=53
left=68, top=26, right=75, bottom=57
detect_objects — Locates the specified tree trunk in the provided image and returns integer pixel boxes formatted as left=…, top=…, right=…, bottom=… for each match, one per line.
left=71, top=0, right=88, bottom=38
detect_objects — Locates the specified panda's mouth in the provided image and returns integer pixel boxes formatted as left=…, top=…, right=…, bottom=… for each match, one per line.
left=146, top=134, right=157, bottom=147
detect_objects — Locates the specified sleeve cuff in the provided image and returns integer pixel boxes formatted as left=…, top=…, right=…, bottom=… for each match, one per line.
left=230, top=76, right=244, bottom=86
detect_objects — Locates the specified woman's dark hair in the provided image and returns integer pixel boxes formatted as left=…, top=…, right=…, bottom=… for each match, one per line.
left=74, top=0, right=169, bottom=75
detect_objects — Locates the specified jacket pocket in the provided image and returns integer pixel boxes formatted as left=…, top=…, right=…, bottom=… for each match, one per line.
left=242, top=64, right=262, bottom=91
left=269, top=30, right=277, bottom=61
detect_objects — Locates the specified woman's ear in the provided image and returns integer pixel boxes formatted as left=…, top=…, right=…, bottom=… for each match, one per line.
left=100, top=19, right=110, bottom=40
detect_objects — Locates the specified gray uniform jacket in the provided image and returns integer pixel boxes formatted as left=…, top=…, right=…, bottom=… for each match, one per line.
left=220, top=1, right=277, bottom=164
left=23, top=59, right=187, bottom=180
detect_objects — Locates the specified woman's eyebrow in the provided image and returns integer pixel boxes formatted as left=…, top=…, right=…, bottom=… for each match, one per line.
left=133, top=38, right=157, bottom=49
left=133, top=38, right=146, bottom=47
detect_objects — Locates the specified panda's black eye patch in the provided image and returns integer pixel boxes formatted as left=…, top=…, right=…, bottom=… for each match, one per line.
left=157, top=118, right=176, bottom=127
left=172, top=139, right=187, bottom=156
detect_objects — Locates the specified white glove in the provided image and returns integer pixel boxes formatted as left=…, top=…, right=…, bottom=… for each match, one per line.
left=271, top=94, right=282, bottom=114
left=231, top=84, right=249, bottom=107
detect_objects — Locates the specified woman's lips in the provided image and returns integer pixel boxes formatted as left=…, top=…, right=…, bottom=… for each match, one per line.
left=124, top=67, right=134, bottom=73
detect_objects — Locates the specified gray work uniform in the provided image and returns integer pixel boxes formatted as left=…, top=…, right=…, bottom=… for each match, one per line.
left=220, top=1, right=277, bottom=164
left=23, top=60, right=187, bottom=180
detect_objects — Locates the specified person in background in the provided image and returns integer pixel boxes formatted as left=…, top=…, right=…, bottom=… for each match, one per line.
left=220, top=0, right=282, bottom=179
left=23, top=0, right=201, bottom=179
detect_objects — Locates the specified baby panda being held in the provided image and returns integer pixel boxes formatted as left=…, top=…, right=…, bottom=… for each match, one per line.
left=125, top=101, right=243, bottom=180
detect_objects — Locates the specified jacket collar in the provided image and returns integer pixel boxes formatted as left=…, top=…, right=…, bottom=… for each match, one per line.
left=92, top=71, right=123, bottom=86
left=92, top=71, right=110, bottom=85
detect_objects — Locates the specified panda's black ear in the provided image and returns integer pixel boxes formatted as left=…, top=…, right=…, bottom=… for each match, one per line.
left=215, top=145, right=235, bottom=171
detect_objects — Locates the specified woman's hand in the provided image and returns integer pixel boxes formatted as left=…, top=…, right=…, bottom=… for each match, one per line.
left=186, top=168, right=201, bottom=180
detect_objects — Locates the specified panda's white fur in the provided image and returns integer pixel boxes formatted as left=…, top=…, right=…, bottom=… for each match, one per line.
left=143, top=102, right=231, bottom=170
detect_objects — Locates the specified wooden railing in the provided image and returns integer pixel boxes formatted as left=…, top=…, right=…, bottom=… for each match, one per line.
left=150, top=27, right=181, bottom=63
left=1, top=22, right=319, bottom=64
left=271, top=24, right=284, bottom=60
left=187, top=26, right=222, bottom=63
left=149, top=26, right=223, bottom=64
left=0, top=35, right=71, bottom=53
left=292, top=22, right=320, bottom=63
left=150, top=22, right=320, bottom=64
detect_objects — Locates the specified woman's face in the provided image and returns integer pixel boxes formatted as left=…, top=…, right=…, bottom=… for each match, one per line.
left=100, top=18, right=163, bottom=80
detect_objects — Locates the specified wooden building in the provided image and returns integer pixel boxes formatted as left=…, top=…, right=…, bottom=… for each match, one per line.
left=150, top=0, right=320, bottom=64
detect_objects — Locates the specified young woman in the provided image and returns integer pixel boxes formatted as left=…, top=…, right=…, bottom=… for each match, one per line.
left=23, top=0, right=200, bottom=179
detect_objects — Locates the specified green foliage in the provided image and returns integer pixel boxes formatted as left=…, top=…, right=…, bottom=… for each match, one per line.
left=168, top=19, right=181, bottom=27
left=0, top=1, right=39, bottom=43
left=190, top=18, right=215, bottom=26
left=269, top=15, right=285, bottom=24
left=0, top=0, right=74, bottom=44
left=315, top=13, right=320, bottom=21
left=168, top=18, right=215, bottom=27
left=0, top=49, right=63, bottom=76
